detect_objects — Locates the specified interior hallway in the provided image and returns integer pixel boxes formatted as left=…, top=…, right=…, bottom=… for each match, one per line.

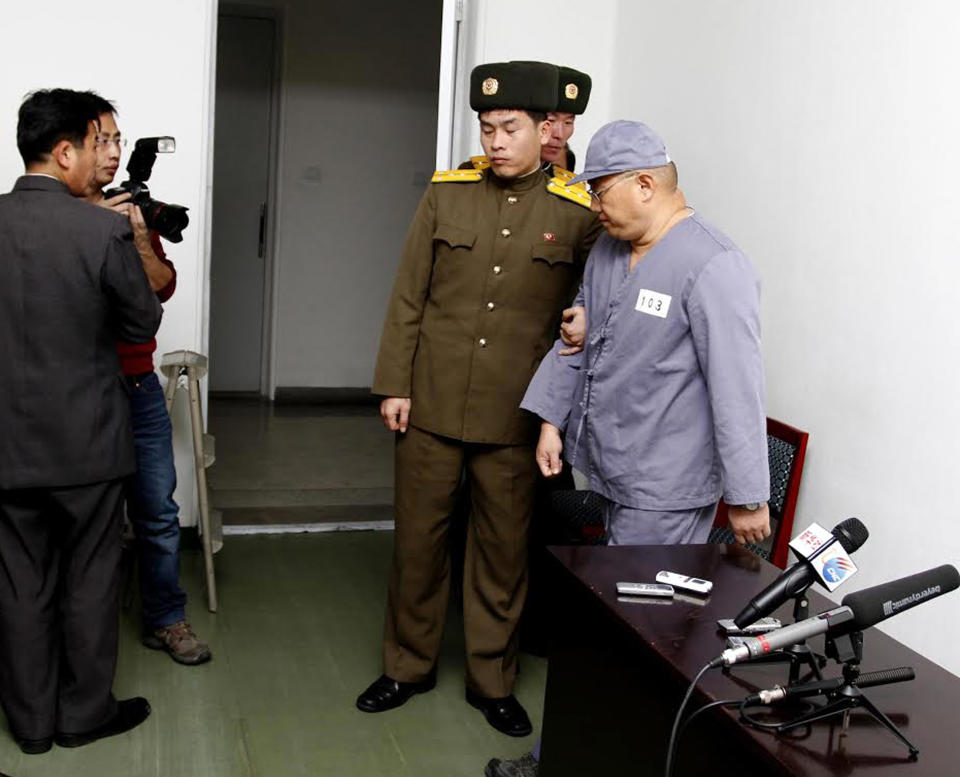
left=208, top=398, right=395, bottom=531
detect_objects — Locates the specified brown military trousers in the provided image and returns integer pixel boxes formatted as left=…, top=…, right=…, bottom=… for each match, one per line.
left=383, top=425, right=538, bottom=698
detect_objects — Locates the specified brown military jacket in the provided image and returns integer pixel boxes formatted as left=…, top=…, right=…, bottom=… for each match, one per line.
left=372, top=166, right=602, bottom=445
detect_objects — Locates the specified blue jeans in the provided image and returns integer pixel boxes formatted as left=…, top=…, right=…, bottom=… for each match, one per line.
left=125, top=372, right=187, bottom=631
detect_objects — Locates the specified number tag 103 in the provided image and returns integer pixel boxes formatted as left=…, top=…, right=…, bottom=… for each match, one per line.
left=635, top=289, right=672, bottom=318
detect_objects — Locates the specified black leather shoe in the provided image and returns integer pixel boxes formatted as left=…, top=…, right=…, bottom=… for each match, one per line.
left=55, top=697, right=151, bottom=748
left=16, top=736, right=52, bottom=754
left=466, top=689, right=533, bottom=737
left=356, top=673, right=436, bottom=712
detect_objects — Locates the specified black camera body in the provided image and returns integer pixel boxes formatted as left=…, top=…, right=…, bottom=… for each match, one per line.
left=104, top=136, right=190, bottom=243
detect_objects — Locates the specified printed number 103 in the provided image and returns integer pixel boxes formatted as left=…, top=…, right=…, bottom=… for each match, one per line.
left=635, top=289, right=671, bottom=318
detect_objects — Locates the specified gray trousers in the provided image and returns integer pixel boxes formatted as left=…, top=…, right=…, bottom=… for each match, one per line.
left=601, top=497, right=717, bottom=546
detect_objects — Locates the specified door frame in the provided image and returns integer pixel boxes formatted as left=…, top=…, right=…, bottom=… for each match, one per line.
left=436, top=0, right=465, bottom=169
left=215, top=3, right=284, bottom=398
left=205, top=0, right=460, bottom=397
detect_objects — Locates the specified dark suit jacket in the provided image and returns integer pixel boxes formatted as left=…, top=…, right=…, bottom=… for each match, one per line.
left=0, top=175, right=162, bottom=489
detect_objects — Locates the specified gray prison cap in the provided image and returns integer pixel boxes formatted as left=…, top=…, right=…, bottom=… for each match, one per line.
left=569, top=120, right=671, bottom=185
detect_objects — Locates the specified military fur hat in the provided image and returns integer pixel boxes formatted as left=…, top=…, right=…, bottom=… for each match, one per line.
left=556, top=66, right=592, bottom=115
left=469, top=61, right=559, bottom=114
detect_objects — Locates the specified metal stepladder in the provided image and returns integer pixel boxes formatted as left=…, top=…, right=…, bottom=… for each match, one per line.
left=159, top=350, right=221, bottom=612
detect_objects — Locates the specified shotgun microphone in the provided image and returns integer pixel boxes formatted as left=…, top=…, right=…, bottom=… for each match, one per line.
left=842, top=564, right=960, bottom=629
left=722, top=564, right=960, bottom=667
left=746, top=666, right=916, bottom=705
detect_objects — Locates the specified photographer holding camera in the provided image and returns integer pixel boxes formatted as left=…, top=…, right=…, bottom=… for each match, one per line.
left=83, top=96, right=210, bottom=666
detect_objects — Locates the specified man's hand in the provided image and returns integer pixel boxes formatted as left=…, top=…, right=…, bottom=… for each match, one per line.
left=380, top=397, right=411, bottom=433
left=98, top=190, right=133, bottom=210
left=536, top=422, right=564, bottom=477
left=97, top=193, right=150, bottom=252
left=559, top=305, right=586, bottom=355
left=99, top=197, right=172, bottom=292
left=126, top=204, right=153, bottom=255
left=727, top=503, right=771, bottom=546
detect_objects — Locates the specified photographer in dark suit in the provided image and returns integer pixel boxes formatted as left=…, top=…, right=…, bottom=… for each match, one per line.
left=0, top=89, right=161, bottom=754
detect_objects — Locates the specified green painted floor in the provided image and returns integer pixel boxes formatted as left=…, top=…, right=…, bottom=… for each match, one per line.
left=0, top=532, right=546, bottom=777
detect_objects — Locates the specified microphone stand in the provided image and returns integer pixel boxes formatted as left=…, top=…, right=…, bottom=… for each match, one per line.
left=774, top=630, right=920, bottom=757
left=781, top=591, right=828, bottom=684
left=725, top=592, right=827, bottom=683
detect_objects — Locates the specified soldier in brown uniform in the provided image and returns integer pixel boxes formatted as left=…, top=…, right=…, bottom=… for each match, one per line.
left=356, top=61, right=601, bottom=736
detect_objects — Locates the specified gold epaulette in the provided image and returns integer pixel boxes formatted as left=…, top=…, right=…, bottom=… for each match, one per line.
left=470, top=155, right=492, bottom=171
left=432, top=168, right=484, bottom=183
left=547, top=175, right=592, bottom=209
left=551, top=164, right=575, bottom=182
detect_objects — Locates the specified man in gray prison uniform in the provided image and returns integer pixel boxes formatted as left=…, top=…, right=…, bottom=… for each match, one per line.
left=485, top=121, right=771, bottom=777
left=521, top=120, right=771, bottom=547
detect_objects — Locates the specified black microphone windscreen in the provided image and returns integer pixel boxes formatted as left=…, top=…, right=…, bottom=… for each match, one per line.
left=832, top=517, right=869, bottom=554
left=842, top=564, right=960, bottom=630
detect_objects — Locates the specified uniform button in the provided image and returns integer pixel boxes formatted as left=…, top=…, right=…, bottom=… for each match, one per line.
left=507, top=196, right=518, bottom=204
left=501, top=228, right=511, bottom=237
left=493, top=265, right=502, bottom=274
left=486, top=302, right=495, bottom=311
left=479, top=338, right=487, bottom=347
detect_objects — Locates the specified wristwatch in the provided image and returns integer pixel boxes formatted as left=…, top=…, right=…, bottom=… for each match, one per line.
left=734, top=502, right=763, bottom=511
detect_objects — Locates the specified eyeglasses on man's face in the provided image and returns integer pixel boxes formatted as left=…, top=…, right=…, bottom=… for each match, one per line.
left=587, top=172, right=636, bottom=203
left=95, top=136, right=127, bottom=149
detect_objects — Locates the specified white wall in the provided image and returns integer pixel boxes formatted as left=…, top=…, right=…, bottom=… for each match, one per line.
left=0, top=1, right=218, bottom=526
left=610, top=1, right=960, bottom=676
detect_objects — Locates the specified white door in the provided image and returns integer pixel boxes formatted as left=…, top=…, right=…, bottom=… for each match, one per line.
left=209, top=14, right=276, bottom=392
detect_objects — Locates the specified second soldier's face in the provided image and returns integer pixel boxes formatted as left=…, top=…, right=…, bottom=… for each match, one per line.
left=542, top=111, right=575, bottom=165
left=479, top=110, right=549, bottom=179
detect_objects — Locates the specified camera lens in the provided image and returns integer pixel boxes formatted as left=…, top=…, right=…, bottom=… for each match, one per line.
left=141, top=199, right=190, bottom=243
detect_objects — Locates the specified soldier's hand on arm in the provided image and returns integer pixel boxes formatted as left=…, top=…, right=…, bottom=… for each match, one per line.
left=559, top=305, right=586, bottom=355
left=380, top=397, right=411, bottom=433
left=536, top=422, right=564, bottom=477
left=728, top=504, right=771, bottom=546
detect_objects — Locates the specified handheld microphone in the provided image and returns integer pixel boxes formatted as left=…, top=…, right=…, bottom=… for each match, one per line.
left=722, top=607, right=854, bottom=665
left=733, top=517, right=868, bottom=628
left=721, top=564, right=960, bottom=667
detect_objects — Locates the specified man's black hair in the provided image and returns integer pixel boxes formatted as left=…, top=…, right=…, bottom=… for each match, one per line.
left=88, top=93, right=118, bottom=118
left=526, top=110, right=547, bottom=124
left=16, top=89, right=110, bottom=166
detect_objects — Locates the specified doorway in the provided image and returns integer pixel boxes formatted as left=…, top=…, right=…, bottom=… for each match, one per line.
left=209, top=8, right=280, bottom=394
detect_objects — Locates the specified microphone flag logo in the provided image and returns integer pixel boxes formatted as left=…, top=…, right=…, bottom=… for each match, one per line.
left=822, top=556, right=855, bottom=584
left=813, top=544, right=859, bottom=592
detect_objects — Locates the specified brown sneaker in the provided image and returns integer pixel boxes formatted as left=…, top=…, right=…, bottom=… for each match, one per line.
left=142, top=620, right=212, bottom=665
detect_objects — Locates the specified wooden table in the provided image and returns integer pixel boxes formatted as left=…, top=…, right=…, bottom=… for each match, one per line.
left=538, top=544, right=957, bottom=776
